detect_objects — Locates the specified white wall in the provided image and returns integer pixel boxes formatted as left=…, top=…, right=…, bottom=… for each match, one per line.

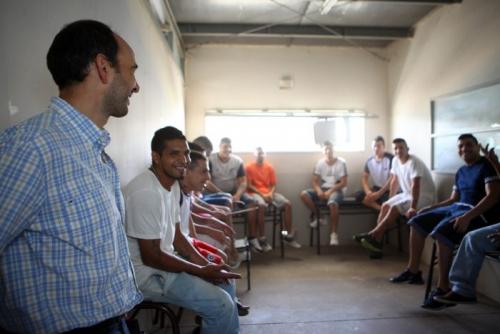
left=184, top=45, right=390, bottom=244
left=387, top=0, right=500, bottom=165
left=0, top=0, right=185, bottom=185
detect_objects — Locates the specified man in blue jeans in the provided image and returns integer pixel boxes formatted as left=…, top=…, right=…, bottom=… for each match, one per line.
left=124, top=127, right=241, bottom=334
left=435, top=144, right=500, bottom=305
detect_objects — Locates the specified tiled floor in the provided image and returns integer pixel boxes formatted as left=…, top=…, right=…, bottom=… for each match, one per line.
left=145, top=244, right=500, bottom=333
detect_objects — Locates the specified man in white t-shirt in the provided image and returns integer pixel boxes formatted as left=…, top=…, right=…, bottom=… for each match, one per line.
left=300, top=141, right=348, bottom=246
left=124, top=126, right=241, bottom=334
left=356, top=136, right=394, bottom=211
left=359, top=138, right=435, bottom=254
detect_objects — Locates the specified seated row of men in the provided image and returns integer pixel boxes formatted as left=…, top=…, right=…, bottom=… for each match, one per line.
left=197, top=132, right=499, bottom=312
left=351, top=134, right=499, bottom=310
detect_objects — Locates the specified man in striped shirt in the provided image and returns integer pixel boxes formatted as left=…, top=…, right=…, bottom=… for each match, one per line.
left=0, top=20, right=141, bottom=333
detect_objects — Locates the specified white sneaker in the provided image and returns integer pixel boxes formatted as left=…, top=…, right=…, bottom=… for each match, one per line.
left=249, top=238, right=263, bottom=252
left=309, top=217, right=326, bottom=228
left=284, top=236, right=302, bottom=248
left=259, top=238, right=273, bottom=253
left=329, top=232, right=339, bottom=246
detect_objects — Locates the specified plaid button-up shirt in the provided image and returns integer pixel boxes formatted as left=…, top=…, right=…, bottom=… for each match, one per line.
left=0, top=97, right=142, bottom=333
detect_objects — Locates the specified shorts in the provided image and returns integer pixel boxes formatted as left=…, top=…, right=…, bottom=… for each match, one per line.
left=246, top=192, right=290, bottom=208
left=384, top=193, right=434, bottom=214
left=304, top=188, right=344, bottom=206
left=354, top=186, right=389, bottom=204
left=408, top=203, right=488, bottom=248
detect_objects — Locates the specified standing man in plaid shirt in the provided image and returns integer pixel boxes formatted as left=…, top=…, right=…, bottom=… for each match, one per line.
left=0, top=20, right=141, bottom=333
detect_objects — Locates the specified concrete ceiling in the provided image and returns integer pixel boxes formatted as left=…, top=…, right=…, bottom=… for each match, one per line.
left=166, top=0, right=462, bottom=48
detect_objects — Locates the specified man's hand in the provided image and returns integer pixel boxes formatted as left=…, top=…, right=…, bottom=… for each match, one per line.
left=405, top=208, right=418, bottom=219
left=263, top=194, right=273, bottom=204
left=480, top=143, right=499, bottom=166
left=198, top=263, right=241, bottom=283
left=219, top=221, right=235, bottom=237
left=365, top=191, right=378, bottom=202
left=452, top=215, right=472, bottom=234
left=232, top=194, right=241, bottom=202
left=417, top=205, right=432, bottom=215
left=211, top=229, right=230, bottom=246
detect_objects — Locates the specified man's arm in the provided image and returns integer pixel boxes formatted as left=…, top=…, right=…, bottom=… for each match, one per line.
left=193, top=224, right=231, bottom=249
left=233, top=175, right=247, bottom=200
left=326, top=175, right=348, bottom=196
left=389, top=174, right=399, bottom=198
left=418, top=190, right=458, bottom=214
left=361, top=172, right=372, bottom=194
left=453, top=181, right=500, bottom=233
left=173, top=224, right=207, bottom=266
left=405, top=177, right=422, bottom=218
left=312, top=174, right=323, bottom=196
left=192, top=212, right=235, bottom=237
left=0, top=143, right=46, bottom=253
left=137, top=238, right=240, bottom=280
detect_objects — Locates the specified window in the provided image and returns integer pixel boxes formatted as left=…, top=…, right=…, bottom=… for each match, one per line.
left=204, top=109, right=366, bottom=152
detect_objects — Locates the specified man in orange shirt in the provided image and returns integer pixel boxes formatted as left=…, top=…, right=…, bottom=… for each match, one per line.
left=246, top=147, right=301, bottom=249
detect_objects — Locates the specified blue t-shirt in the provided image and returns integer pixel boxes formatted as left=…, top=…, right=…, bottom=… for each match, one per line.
left=455, top=156, right=500, bottom=222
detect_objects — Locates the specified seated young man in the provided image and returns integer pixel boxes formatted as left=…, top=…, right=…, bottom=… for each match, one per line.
left=389, top=134, right=499, bottom=310
left=208, top=137, right=269, bottom=253
left=357, top=136, right=393, bottom=211
left=179, top=149, right=250, bottom=315
left=300, top=141, right=348, bottom=246
left=433, top=144, right=500, bottom=307
left=245, top=147, right=301, bottom=248
left=356, top=138, right=435, bottom=254
left=124, top=126, right=241, bottom=333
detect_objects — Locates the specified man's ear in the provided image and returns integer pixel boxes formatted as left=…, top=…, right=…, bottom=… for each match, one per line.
left=152, top=151, right=160, bottom=166
left=94, top=53, right=113, bottom=84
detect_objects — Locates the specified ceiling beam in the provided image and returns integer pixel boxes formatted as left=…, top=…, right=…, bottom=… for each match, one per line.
left=178, top=23, right=413, bottom=40
left=349, top=0, right=461, bottom=3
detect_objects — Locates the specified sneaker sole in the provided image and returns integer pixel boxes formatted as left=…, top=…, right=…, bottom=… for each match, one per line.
left=360, top=239, right=382, bottom=253
left=421, top=303, right=456, bottom=310
left=434, top=296, right=476, bottom=305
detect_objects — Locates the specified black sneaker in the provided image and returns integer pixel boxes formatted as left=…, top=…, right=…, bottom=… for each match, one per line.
left=421, top=288, right=456, bottom=310
left=236, top=299, right=250, bottom=316
left=434, top=291, right=477, bottom=305
left=360, top=235, right=383, bottom=253
left=353, top=232, right=370, bottom=243
left=389, top=269, right=424, bottom=285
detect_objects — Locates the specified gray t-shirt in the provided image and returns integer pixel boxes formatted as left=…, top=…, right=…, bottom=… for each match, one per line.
left=364, top=153, right=393, bottom=188
left=209, top=153, right=245, bottom=193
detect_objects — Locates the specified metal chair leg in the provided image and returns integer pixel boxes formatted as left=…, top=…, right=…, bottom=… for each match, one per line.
left=424, top=241, right=437, bottom=303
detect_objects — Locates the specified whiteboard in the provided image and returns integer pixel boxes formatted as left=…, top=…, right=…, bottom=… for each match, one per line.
left=431, top=81, right=500, bottom=173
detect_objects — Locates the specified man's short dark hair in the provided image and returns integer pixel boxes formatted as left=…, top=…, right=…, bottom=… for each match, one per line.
left=374, top=136, right=385, bottom=145
left=151, top=126, right=186, bottom=155
left=47, top=20, right=119, bottom=90
left=188, top=151, right=207, bottom=170
left=458, top=133, right=478, bottom=144
left=220, top=137, right=231, bottom=145
left=189, top=142, right=205, bottom=154
left=323, top=140, right=333, bottom=148
left=193, top=136, right=213, bottom=153
left=392, top=138, right=408, bottom=147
